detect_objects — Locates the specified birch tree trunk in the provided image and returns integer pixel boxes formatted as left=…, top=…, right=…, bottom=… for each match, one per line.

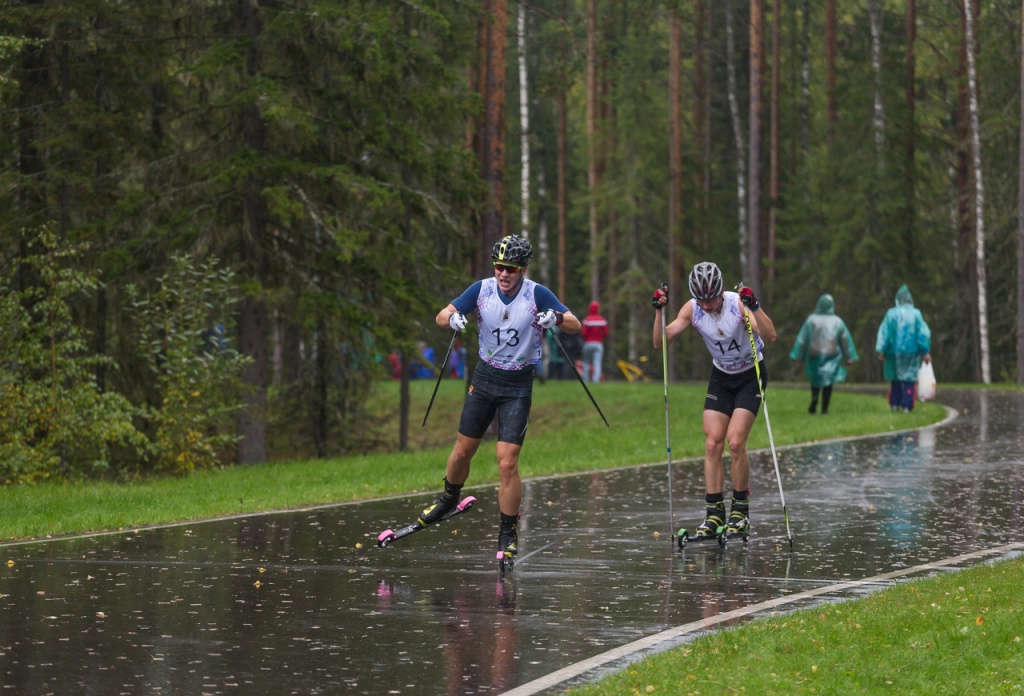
left=963, top=0, right=991, bottom=383
left=955, top=6, right=977, bottom=380
left=726, top=0, right=748, bottom=273
left=518, top=1, right=530, bottom=239
left=869, top=0, right=885, bottom=162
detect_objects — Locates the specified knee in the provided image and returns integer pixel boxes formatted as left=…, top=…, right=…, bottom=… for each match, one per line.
left=705, top=436, right=724, bottom=458
left=726, top=434, right=747, bottom=457
left=498, top=457, right=520, bottom=480
left=450, top=442, right=475, bottom=466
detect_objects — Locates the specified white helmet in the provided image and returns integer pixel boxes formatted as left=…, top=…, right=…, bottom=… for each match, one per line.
left=688, top=262, right=723, bottom=301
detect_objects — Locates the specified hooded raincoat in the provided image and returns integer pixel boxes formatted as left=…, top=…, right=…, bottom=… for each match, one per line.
left=789, top=294, right=859, bottom=387
left=874, top=285, right=931, bottom=381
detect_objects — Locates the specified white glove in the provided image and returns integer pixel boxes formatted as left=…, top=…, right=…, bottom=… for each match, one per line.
left=536, top=310, right=561, bottom=330
left=448, top=312, right=468, bottom=332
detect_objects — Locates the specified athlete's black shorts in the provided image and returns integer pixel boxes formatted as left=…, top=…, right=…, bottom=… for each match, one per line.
left=458, top=361, right=535, bottom=445
left=703, top=361, right=767, bottom=416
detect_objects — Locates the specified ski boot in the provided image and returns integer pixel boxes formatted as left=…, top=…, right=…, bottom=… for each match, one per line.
left=695, top=513, right=726, bottom=539
left=726, top=494, right=750, bottom=542
left=496, top=513, right=519, bottom=573
left=417, top=480, right=462, bottom=527
left=725, top=508, right=750, bottom=542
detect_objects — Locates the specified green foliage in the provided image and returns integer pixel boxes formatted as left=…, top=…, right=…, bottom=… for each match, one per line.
left=127, top=254, right=250, bottom=474
left=0, top=0, right=1020, bottom=478
left=0, top=226, right=143, bottom=482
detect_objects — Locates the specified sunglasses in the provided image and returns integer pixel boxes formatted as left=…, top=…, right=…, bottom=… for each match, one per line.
left=493, top=263, right=523, bottom=274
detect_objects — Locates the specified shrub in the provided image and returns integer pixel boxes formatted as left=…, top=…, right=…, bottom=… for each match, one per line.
left=0, top=226, right=143, bottom=482
left=127, top=254, right=250, bottom=474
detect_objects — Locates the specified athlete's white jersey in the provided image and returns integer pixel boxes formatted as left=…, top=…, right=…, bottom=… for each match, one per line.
left=691, top=291, right=764, bottom=374
left=475, top=277, right=543, bottom=370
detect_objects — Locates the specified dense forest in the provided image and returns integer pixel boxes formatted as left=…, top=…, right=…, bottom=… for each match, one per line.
left=0, top=1, right=1022, bottom=478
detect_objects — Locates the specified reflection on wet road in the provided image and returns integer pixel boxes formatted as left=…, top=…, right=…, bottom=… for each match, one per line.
left=1, top=390, right=1022, bottom=694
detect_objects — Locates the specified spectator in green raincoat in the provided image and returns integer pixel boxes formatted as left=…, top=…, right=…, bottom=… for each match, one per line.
left=874, top=284, right=931, bottom=412
left=789, top=294, right=859, bottom=414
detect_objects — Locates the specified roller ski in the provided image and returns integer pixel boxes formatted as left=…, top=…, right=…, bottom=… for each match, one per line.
left=676, top=495, right=750, bottom=550
left=377, top=494, right=477, bottom=548
left=496, top=513, right=519, bottom=574
left=676, top=513, right=726, bottom=550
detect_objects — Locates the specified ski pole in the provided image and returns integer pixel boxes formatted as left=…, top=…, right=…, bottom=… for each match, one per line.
left=658, top=283, right=674, bottom=539
left=743, top=306, right=793, bottom=549
left=422, top=330, right=458, bottom=427
left=548, top=327, right=610, bottom=427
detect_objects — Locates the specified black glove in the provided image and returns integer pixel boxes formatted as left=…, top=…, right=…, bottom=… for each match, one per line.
left=736, top=283, right=759, bottom=311
left=652, top=285, right=667, bottom=310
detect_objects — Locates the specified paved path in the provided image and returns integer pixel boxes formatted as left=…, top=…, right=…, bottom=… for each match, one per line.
left=0, top=389, right=1021, bottom=695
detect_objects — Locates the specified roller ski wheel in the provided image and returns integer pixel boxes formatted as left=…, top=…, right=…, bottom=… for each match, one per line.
left=675, top=523, right=726, bottom=550
left=376, top=496, right=477, bottom=548
left=723, top=526, right=750, bottom=544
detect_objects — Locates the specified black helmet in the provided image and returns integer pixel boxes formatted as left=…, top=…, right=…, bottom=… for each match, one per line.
left=491, top=235, right=533, bottom=266
left=688, top=262, right=723, bottom=301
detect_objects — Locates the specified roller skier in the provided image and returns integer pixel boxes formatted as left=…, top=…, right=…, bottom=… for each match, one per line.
left=652, top=262, right=776, bottom=546
left=419, top=235, right=581, bottom=569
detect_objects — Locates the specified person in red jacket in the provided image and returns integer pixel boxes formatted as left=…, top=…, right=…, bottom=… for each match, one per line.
left=581, top=300, right=609, bottom=383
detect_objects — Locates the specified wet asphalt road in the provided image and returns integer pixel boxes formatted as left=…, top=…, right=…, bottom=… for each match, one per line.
left=1, top=389, right=1022, bottom=695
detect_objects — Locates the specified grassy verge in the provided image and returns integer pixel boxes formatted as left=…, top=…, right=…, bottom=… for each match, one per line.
left=0, top=380, right=943, bottom=541
left=567, top=556, right=1024, bottom=695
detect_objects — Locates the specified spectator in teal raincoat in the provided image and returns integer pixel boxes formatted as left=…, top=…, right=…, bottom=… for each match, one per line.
left=789, top=294, right=859, bottom=414
left=874, top=285, right=931, bottom=412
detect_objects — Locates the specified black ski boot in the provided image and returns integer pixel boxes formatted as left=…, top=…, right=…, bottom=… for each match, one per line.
left=417, top=478, right=462, bottom=527
left=695, top=499, right=726, bottom=539
left=726, top=492, right=750, bottom=538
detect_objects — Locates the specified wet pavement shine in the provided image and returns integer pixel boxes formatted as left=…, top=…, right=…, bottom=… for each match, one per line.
left=1, top=389, right=1023, bottom=695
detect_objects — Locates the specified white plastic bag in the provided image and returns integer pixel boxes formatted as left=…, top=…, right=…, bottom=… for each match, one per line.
left=917, top=362, right=936, bottom=401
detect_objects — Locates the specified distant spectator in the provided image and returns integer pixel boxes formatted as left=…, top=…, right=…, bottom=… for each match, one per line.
left=386, top=351, right=402, bottom=380
left=581, top=301, right=609, bottom=383
left=411, top=341, right=435, bottom=380
left=789, top=294, right=858, bottom=415
left=875, top=285, right=931, bottom=412
left=449, top=337, right=467, bottom=379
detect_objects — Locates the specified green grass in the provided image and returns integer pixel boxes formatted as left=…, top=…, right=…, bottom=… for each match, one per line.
left=567, top=557, right=1024, bottom=695
left=0, top=380, right=942, bottom=541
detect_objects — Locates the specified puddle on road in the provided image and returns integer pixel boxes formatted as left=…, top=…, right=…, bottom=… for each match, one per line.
left=1, top=390, right=1022, bottom=694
